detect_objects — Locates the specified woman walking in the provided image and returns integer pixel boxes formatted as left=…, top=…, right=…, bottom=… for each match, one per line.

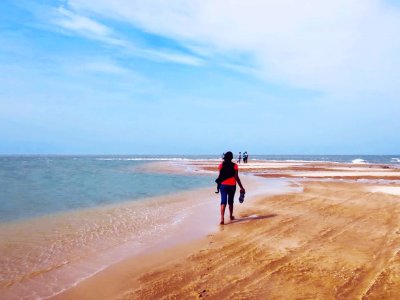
left=216, top=151, right=245, bottom=225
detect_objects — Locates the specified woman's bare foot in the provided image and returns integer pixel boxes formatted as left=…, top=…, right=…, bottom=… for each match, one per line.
left=220, top=220, right=224, bottom=225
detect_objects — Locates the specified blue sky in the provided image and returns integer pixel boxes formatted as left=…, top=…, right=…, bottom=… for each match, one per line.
left=1, top=0, right=399, bottom=155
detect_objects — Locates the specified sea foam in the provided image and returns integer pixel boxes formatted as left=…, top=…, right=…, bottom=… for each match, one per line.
left=352, top=158, right=367, bottom=164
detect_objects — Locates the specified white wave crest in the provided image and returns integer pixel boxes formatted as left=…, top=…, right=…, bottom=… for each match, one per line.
left=391, top=158, right=400, bottom=163
left=352, top=158, right=367, bottom=164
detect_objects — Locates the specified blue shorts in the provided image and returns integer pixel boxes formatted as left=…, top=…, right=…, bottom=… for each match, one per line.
left=220, top=184, right=236, bottom=205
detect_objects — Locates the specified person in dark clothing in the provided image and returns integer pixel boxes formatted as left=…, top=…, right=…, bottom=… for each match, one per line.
left=243, top=151, right=248, bottom=163
left=215, top=151, right=245, bottom=225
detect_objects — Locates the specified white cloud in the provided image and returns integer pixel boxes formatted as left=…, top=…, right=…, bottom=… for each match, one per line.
left=67, top=0, right=400, bottom=96
left=139, top=49, right=203, bottom=66
left=55, top=7, right=110, bottom=36
left=52, top=7, right=128, bottom=47
left=50, top=6, right=203, bottom=66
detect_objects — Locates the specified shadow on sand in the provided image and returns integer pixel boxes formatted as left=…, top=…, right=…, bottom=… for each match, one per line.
left=227, top=214, right=277, bottom=225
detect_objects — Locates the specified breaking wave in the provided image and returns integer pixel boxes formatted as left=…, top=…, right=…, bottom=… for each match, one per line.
left=352, top=158, right=367, bottom=164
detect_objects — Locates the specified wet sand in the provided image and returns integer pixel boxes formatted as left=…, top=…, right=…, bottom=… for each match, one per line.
left=0, top=186, right=223, bottom=300
left=56, top=160, right=400, bottom=299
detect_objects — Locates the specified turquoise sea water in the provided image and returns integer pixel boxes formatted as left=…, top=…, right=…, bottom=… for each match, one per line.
left=0, top=156, right=212, bottom=223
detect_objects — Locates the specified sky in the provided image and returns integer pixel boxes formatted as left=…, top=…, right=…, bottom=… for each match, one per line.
left=0, top=0, right=399, bottom=155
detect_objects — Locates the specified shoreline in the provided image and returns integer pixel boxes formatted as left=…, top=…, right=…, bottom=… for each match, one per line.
left=0, top=185, right=219, bottom=300
left=0, top=160, right=295, bottom=300
left=53, top=173, right=297, bottom=299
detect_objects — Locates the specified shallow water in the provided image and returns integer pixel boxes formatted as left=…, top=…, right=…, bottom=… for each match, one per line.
left=0, top=156, right=217, bottom=299
left=0, top=187, right=218, bottom=299
left=0, top=156, right=212, bottom=223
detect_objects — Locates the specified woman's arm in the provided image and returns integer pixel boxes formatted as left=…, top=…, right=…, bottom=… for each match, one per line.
left=235, top=170, right=245, bottom=193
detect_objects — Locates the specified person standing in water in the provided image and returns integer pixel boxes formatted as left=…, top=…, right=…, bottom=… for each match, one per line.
left=237, top=152, right=242, bottom=164
left=216, top=151, right=245, bottom=225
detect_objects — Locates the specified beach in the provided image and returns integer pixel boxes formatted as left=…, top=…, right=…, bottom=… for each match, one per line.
left=53, top=159, right=400, bottom=299
left=4, top=1, right=400, bottom=298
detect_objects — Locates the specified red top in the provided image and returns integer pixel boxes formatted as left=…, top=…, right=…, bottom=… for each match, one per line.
left=218, top=163, right=238, bottom=185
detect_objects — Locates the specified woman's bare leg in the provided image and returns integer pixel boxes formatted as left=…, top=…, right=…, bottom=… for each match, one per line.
left=229, top=204, right=234, bottom=220
left=220, top=204, right=226, bottom=224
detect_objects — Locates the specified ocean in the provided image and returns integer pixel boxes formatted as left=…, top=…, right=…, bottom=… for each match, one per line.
left=0, top=154, right=398, bottom=299
left=249, top=154, right=400, bottom=165
left=0, top=156, right=212, bottom=223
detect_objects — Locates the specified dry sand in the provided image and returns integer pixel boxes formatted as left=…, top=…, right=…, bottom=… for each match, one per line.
left=56, top=161, right=400, bottom=299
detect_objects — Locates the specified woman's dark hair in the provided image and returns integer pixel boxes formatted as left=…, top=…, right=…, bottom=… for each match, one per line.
left=223, top=151, right=233, bottom=162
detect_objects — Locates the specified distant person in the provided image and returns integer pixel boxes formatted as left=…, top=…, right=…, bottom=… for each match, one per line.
left=243, top=151, right=248, bottom=164
left=237, top=152, right=242, bottom=164
left=215, top=151, right=245, bottom=225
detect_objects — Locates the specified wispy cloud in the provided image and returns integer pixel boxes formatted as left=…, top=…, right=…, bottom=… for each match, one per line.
left=49, top=6, right=203, bottom=66
left=49, top=7, right=130, bottom=48
left=138, top=48, right=203, bottom=66
left=54, top=7, right=111, bottom=37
